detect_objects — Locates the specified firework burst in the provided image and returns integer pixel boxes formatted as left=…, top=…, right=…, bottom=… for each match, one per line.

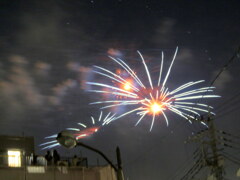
left=87, top=47, right=220, bottom=131
left=40, top=111, right=115, bottom=149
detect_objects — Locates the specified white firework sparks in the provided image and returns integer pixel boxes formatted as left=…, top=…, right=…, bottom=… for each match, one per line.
left=87, top=47, right=220, bottom=131
left=40, top=111, right=116, bottom=150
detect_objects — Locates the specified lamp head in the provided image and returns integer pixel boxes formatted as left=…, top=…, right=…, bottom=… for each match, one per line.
left=57, top=130, right=77, bottom=149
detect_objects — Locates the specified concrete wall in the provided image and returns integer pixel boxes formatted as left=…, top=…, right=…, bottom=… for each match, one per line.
left=0, top=165, right=117, bottom=180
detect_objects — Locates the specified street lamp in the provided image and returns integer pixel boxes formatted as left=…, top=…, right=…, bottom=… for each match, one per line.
left=57, top=130, right=124, bottom=180
left=57, top=130, right=77, bottom=149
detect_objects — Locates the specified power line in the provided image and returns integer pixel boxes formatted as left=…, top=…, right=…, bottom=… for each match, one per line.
left=214, top=90, right=240, bottom=113
left=181, top=115, right=240, bottom=179
left=167, top=148, right=201, bottom=180
left=196, top=46, right=240, bottom=111
left=210, top=46, right=240, bottom=87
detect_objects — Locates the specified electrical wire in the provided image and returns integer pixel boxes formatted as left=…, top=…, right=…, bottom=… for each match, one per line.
left=167, top=148, right=201, bottom=180
left=209, top=46, right=240, bottom=87
left=180, top=159, right=203, bottom=180
left=222, top=154, right=240, bottom=166
left=222, top=152, right=240, bottom=163
left=196, top=46, right=240, bottom=116
left=214, top=90, right=240, bottom=113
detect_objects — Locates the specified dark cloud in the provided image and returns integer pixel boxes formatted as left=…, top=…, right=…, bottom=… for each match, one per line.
left=212, top=70, right=233, bottom=91
left=152, top=18, right=176, bottom=47
left=0, top=55, right=92, bottom=132
left=34, top=61, right=51, bottom=76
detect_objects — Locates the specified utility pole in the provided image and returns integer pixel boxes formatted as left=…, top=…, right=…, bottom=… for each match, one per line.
left=207, top=117, right=223, bottom=180
left=180, top=47, right=240, bottom=180
left=184, top=115, right=224, bottom=180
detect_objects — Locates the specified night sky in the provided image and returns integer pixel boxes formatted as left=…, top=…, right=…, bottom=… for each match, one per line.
left=0, top=0, right=240, bottom=179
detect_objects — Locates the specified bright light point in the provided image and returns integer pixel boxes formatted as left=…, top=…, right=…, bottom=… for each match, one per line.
left=121, top=79, right=133, bottom=91
left=151, top=103, right=162, bottom=114
left=124, top=83, right=131, bottom=90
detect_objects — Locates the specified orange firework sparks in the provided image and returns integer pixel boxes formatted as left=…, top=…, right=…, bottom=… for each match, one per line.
left=88, top=47, right=219, bottom=131
left=150, top=102, right=162, bottom=114
left=75, top=127, right=99, bottom=140
left=123, top=81, right=131, bottom=91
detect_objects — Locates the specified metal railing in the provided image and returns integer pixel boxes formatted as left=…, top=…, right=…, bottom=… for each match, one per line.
left=0, top=155, right=88, bottom=167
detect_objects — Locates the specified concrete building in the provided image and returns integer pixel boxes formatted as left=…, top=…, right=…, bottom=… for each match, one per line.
left=0, top=135, right=117, bottom=180
left=0, top=135, right=34, bottom=167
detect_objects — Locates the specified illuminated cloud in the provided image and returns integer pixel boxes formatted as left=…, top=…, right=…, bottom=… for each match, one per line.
left=9, top=55, right=28, bottom=65
left=0, top=56, right=44, bottom=107
left=66, top=61, right=93, bottom=91
left=34, top=62, right=51, bottom=76
left=107, top=48, right=122, bottom=57
left=79, top=66, right=93, bottom=91
left=0, top=56, right=47, bottom=124
left=51, top=79, right=78, bottom=105
left=66, top=61, right=81, bottom=72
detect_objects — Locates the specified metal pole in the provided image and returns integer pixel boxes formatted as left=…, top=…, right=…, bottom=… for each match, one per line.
left=116, top=147, right=124, bottom=180
left=207, top=117, right=223, bottom=180
left=76, top=142, right=117, bottom=172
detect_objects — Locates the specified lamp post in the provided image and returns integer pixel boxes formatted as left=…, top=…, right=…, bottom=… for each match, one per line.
left=56, top=130, right=124, bottom=180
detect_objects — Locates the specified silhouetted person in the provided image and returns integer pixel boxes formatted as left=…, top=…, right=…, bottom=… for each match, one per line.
left=72, top=155, right=78, bottom=166
left=32, top=153, right=38, bottom=165
left=45, top=151, right=52, bottom=165
left=53, top=149, right=60, bottom=165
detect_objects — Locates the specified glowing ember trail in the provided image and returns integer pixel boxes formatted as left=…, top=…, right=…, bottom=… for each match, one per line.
left=87, top=47, right=220, bottom=131
left=74, top=127, right=99, bottom=140
left=39, top=111, right=115, bottom=149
